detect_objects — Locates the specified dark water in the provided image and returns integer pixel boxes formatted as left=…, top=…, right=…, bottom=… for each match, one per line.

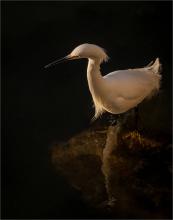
left=2, top=1, right=172, bottom=219
left=51, top=124, right=172, bottom=219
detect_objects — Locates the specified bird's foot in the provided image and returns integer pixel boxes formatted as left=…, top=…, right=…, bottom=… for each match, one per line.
left=108, top=114, right=117, bottom=126
left=110, top=119, right=117, bottom=126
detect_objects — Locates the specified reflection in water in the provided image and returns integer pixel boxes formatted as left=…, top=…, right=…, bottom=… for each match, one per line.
left=51, top=123, right=172, bottom=219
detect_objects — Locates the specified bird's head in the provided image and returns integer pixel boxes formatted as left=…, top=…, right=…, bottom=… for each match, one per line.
left=70, top=43, right=109, bottom=62
left=44, top=43, right=109, bottom=68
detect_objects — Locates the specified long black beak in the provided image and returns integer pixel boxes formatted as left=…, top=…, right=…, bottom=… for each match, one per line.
left=44, top=55, right=79, bottom=69
left=44, top=55, right=70, bottom=69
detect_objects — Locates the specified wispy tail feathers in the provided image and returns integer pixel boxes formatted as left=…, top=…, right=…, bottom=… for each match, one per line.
left=147, top=58, right=162, bottom=75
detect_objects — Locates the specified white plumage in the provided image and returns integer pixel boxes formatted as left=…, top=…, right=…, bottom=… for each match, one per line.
left=45, top=43, right=162, bottom=120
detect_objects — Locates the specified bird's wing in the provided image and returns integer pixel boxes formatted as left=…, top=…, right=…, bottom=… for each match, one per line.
left=104, top=69, right=156, bottom=100
left=114, top=95, right=145, bottom=111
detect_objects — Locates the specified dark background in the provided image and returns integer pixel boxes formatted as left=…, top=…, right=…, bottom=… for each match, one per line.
left=2, top=1, right=172, bottom=219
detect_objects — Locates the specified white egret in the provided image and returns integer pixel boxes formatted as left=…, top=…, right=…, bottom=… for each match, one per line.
left=45, top=43, right=162, bottom=121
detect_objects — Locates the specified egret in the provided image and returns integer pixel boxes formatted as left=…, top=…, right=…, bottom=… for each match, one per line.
left=45, top=43, right=162, bottom=122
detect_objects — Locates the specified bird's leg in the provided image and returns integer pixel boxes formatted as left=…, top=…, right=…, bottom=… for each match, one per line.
left=108, top=114, right=124, bottom=126
left=108, top=114, right=117, bottom=126
left=117, top=114, right=122, bottom=125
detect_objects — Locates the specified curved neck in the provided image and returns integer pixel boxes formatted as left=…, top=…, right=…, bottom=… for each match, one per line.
left=87, top=58, right=107, bottom=105
left=87, top=58, right=103, bottom=91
